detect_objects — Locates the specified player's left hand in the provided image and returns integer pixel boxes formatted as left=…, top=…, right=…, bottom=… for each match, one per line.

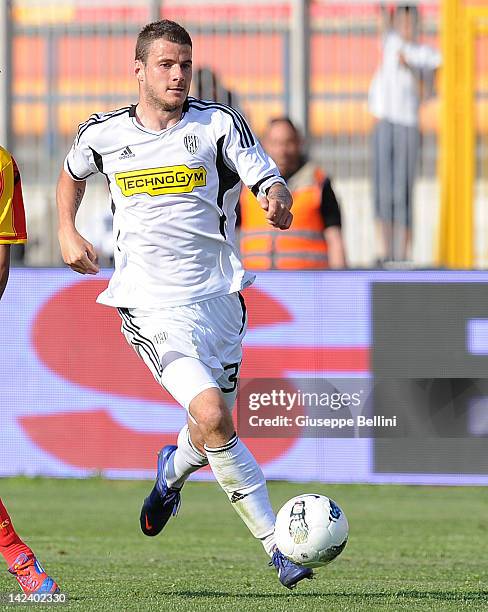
left=258, top=182, right=293, bottom=230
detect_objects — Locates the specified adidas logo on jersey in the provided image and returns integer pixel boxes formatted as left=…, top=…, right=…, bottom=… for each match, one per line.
left=119, top=146, right=135, bottom=160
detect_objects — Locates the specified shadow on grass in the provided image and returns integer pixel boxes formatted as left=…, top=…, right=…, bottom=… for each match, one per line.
left=335, top=590, right=488, bottom=603
left=161, top=588, right=488, bottom=603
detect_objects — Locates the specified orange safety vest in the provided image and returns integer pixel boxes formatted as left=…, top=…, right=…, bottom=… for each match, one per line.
left=239, top=161, right=328, bottom=269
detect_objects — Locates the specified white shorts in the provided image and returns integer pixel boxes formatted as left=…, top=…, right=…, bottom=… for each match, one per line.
left=118, top=292, right=247, bottom=412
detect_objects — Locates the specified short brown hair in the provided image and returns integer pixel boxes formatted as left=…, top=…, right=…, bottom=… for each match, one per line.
left=267, top=117, right=301, bottom=138
left=135, top=20, right=192, bottom=64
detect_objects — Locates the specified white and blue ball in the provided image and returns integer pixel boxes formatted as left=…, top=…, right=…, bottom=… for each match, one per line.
left=274, top=494, right=348, bottom=568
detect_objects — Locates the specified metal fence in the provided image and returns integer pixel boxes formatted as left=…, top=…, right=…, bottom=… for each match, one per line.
left=2, top=0, right=445, bottom=267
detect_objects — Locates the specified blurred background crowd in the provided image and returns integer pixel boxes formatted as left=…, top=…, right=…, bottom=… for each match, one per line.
left=1, top=0, right=487, bottom=269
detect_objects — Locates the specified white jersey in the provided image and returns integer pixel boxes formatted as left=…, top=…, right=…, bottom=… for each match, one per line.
left=64, top=98, right=284, bottom=308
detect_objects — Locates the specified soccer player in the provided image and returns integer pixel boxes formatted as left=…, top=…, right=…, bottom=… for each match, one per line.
left=57, top=20, right=313, bottom=589
left=0, top=145, right=59, bottom=595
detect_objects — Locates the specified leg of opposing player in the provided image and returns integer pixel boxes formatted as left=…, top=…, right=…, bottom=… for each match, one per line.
left=0, top=498, right=59, bottom=594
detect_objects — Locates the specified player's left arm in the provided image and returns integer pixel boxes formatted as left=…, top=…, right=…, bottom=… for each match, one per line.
left=220, top=110, right=292, bottom=230
left=257, top=182, right=293, bottom=230
left=0, top=245, right=10, bottom=300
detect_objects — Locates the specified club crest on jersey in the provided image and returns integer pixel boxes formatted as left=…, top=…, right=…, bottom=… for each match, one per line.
left=115, top=165, right=207, bottom=197
left=183, top=134, right=200, bottom=155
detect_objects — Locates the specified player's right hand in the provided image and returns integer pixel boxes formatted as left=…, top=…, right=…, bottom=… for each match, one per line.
left=58, top=229, right=100, bottom=275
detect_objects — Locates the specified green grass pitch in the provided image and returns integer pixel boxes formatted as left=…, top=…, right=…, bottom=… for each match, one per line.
left=0, top=478, right=487, bottom=611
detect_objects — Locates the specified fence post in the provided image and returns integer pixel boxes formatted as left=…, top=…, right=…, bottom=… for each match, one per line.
left=0, top=0, right=13, bottom=149
left=149, top=0, right=161, bottom=22
left=289, top=0, right=310, bottom=138
left=438, top=0, right=475, bottom=268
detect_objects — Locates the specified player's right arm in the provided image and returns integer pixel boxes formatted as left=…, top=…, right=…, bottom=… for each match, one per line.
left=57, top=120, right=101, bottom=275
left=56, top=170, right=99, bottom=275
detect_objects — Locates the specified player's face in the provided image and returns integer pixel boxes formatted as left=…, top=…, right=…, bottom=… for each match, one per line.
left=264, top=122, right=302, bottom=177
left=136, top=38, right=192, bottom=112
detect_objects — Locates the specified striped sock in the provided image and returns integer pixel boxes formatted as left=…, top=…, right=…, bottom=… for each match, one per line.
left=165, top=425, right=208, bottom=489
left=204, top=434, right=276, bottom=555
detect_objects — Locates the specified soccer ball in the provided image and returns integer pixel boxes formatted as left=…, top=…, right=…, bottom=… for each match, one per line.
left=274, top=494, right=348, bottom=568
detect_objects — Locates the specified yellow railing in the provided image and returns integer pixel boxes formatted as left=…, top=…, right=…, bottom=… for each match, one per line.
left=438, top=0, right=488, bottom=268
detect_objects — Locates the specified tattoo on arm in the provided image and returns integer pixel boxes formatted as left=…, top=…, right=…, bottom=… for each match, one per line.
left=74, top=187, right=84, bottom=212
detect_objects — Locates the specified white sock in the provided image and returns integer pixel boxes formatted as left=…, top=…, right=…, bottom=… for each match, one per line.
left=165, top=425, right=208, bottom=489
left=204, top=434, right=276, bottom=556
left=260, top=532, right=278, bottom=557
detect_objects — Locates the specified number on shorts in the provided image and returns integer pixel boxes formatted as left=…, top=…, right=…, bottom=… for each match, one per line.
left=220, top=362, right=240, bottom=393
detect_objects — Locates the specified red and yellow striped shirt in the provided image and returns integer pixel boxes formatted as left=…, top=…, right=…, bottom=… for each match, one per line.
left=0, top=146, right=27, bottom=244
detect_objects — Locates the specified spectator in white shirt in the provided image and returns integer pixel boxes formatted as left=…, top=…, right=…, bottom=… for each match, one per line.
left=368, top=4, right=441, bottom=263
